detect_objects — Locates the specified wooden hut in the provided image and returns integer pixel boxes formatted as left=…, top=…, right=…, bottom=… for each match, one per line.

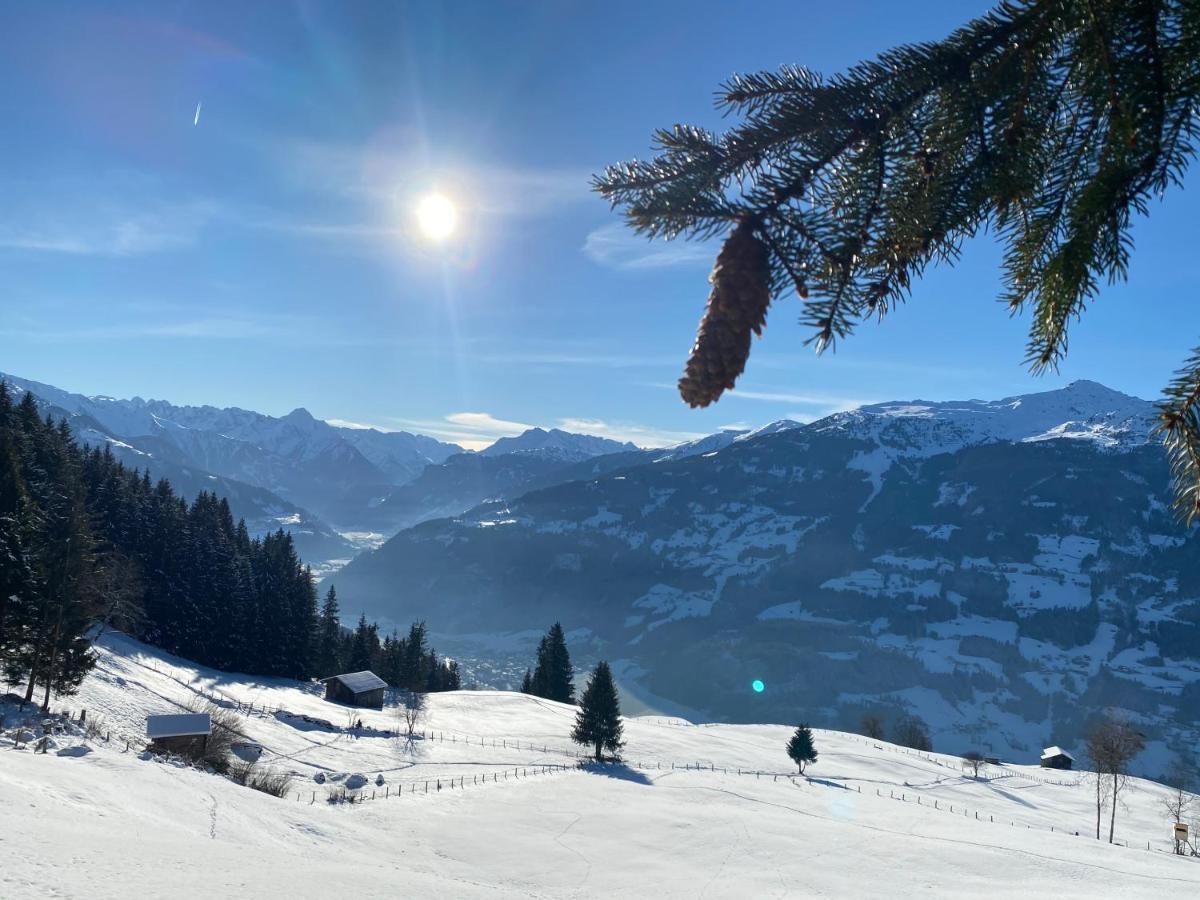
left=1040, top=746, right=1074, bottom=770
left=321, top=671, right=387, bottom=710
left=146, top=713, right=211, bottom=755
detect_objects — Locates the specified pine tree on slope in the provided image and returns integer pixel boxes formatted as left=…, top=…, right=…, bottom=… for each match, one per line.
left=572, top=660, right=624, bottom=762
left=530, top=622, right=574, bottom=703
left=787, top=724, right=818, bottom=774
left=316, top=586, right=343, bottom=676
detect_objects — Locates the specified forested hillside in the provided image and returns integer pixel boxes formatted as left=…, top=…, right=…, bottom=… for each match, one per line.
left=0, top=382, right=320, bottom=708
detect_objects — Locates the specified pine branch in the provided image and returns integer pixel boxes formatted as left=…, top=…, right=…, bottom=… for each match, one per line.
left=596, top=0, right=1200, bottom=516
left=1160, top=348, right=1200, bottom=525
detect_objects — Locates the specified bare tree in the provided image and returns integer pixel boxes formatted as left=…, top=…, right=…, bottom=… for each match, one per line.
left=962, top=750, right=985, bottom=779
left=1162, top=759, right=1195, bottom=855
left=1086, top=713, right=1146, bottom=843
left=91, top=553, right=145, bottom=640
left=395, top=690, right=425, bottom=746
left=860, top=713, right=886, bottom=741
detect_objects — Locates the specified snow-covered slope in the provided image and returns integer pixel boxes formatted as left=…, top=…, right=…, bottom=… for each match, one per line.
left=334, top=380, right=1196, bottom=773
left=4, top=634, right=1197, bottom=899
left=480, top=427, right=638, bottom=461
left=817, top=379, right=1157, bottom=454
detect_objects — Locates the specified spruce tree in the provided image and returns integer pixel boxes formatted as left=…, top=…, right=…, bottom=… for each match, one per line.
left=520, top=668, right=534, bottom=694
left=443, top=659, right=461, bottom=691
left=595, top=2, right=1200, bottom=520
left=316, top=586, right=343, bottom=676
left=571, top=660, right=624, bottom=762
left=786, top=724, right=818, bottom=774
left=529, top=622, right=574, bottom=703
left=348, top=614, right=375, bottom=672
left=401, top=621, right=428, bottom=691
left=543, top=622, right=574, bottom=703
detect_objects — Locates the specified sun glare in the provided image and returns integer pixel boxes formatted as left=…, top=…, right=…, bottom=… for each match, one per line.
left=416, top=192, right=458, bottom=241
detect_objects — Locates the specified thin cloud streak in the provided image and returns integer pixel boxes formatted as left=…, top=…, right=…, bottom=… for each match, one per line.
left=0, top=318, right=280, bottom=342
left=556, top=417, right=706, bottom=448
left=583, top=223, right=713, bottom=270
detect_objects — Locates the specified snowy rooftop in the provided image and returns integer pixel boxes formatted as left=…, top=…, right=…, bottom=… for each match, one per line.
left=323, top=670, right=387, bottom=693
left=1041, top=746, right=1074, bottom=760
left=146, top=713, right=211, bottom=739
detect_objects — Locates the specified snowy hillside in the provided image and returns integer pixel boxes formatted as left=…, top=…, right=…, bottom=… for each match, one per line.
left=480, top=427, right=638, bottom=461
left=333, top=380, right=1198, bottom=774
left=817, top=379, right=1158, bottom=455
left=4, top=634, right=1198, bottom=898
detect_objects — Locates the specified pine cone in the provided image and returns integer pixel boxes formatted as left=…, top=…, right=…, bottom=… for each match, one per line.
left=678, top=219, right=772, bottom=407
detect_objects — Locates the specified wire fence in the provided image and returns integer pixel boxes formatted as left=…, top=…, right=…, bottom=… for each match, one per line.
left=302, top=762, right=580, bottom=805
left=6, top=701, right=1194, bottom=861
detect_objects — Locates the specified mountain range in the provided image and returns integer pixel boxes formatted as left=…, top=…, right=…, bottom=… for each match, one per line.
left=331, top=380, right=1197, bottom=774
left=8, top=368, right=1195, bottom=774
left=0, top=371, right=643, bottom=569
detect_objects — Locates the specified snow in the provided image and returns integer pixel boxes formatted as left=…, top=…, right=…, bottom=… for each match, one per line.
left=3, top=633, right=1200, bottom=898
left=816, top=380, right=1157, bottom=455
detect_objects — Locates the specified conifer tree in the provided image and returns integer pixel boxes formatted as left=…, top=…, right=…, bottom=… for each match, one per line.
left=316, top=586, right=343, bottom=676
left=400, top=621, right=429, bottom=691
left=520, top=668, right=534, bottom=694
left=572, top=660, right=624, bottom=761
left=443, top=659, right=461, bottom=691
left=348, top=614, right=376, bottom=672
left=787, top=724, right=818, bottom=774
left=595, top=1, right=1200, bottom=519
left=529, top=622, right=574, bottom=703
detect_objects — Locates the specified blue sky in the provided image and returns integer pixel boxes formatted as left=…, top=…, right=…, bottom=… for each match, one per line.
left=1, top=1, right=1197, bottom=450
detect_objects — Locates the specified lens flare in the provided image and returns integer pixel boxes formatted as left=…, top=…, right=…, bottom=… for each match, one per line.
left=416, top=192, right=458, bottom=241
left=751, top=679, right=765, bottom=693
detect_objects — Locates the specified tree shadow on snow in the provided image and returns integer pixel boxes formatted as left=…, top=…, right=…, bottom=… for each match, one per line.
left=579, top=762, right=654, bottom=786
left=984, top=783, right=1037, bottom=809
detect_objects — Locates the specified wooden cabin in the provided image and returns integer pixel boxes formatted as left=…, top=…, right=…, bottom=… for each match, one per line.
left=1040, top=745, right=1074, bottom=770
left=146, top=713, right=211, bottom=755
left=321, top=671, right=387, bottom=710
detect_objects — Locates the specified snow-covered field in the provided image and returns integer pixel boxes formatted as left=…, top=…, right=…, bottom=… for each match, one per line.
left=4, top=633, right=1199, bottom=898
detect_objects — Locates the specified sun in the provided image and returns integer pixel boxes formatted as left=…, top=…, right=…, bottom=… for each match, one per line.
left=415, top=192, right=458, bottom=241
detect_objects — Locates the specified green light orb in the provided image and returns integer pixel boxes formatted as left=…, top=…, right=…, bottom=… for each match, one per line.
left=751, top=679, right=765, bottom=693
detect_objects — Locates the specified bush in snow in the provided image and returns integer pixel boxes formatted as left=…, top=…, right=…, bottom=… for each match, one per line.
left=892, top=714, right=933, bottom=752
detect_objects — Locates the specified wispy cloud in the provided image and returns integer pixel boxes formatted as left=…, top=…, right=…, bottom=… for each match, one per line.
left=0, top=317, right=278, bottom=342
left=384, top=411, right=535, bottom=450
left=476, top=349, right=678, bottom=369
left=722, top=388, right=871, bottom=409
left=556, top=417, right=706, bottom=448
left=644, top=380, right=870, bottom=419
left=0, top=171, right=220, bottom=257
left=445, top=411, right=533, bottom=436
left=380, top=409, right=703, bottom=451
left=583, top=223, right=713, bottom=270
left=273, top=139, right=593, bottom=219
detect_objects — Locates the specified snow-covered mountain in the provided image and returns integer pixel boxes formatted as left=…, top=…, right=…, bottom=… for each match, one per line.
left=333, top=381, right=1195, bottom=775
left=0, top=372, right=666, bottom=569
left=652, top=420, right=804, bottom=462
left=818, top=380, right=1157, bottom=454
left=480, top=427, right=637, bottom=462
left=0, top=373, right=463, bottom=530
